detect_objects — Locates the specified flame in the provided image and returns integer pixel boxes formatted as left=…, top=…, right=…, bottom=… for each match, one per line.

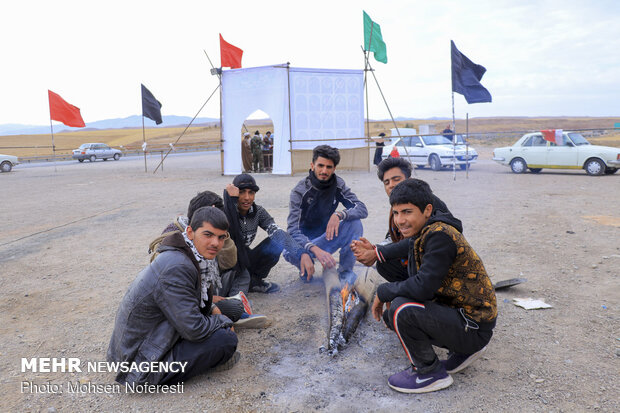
left=341, top=283, right=350, bottom=309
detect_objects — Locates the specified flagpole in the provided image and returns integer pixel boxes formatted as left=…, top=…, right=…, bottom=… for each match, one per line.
left=219, top=69, right=224, bottom=176
left=466, top=112, right=469, bottom=179
left=286, top=62, right=294, bottom=176
left=364, top=23, right=374, bottom=172
left=451, top=91, right=456, bottom=181
left=152, top=84, right=221, bottom=174
left=363, top=50, right=415, bottom=176
left=142, top=115, right=147, bottom=173
left=49, top=118, right=57, bottom=173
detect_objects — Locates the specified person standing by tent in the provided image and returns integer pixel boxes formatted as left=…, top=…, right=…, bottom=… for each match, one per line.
left=262, top=131, right=274, bottom=171
left=373, top=132, right=386, bottom=166
left=251, top=131, right=264, bottom=173
left=242, top=132, right=252, bottom=173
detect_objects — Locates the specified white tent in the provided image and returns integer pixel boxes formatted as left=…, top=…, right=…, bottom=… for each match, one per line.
left=221, top=64, right=365, bottom=175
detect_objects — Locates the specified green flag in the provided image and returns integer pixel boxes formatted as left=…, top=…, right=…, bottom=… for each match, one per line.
left=363, top=11, right=387, bottom=63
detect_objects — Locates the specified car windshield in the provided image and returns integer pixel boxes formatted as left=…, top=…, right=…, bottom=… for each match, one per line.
left=568, top=133, right=590, bottom=146
left=422, top=135, right=453, bottom=145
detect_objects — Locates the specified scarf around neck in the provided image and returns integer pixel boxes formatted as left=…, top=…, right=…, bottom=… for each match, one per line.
left=303, top=170, right=339, bottom=239
left=181, top=230, right=222, bottom=307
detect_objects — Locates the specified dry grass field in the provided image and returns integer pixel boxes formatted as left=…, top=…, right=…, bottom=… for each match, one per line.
left=1, top=117, right=619, bottom=158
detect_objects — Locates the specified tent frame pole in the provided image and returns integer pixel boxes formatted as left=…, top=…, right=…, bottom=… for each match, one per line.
left=286, top=62, right=294, bottom=176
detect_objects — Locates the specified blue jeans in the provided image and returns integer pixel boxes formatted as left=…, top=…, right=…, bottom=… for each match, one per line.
left=284, top=219, right=363, bottom=274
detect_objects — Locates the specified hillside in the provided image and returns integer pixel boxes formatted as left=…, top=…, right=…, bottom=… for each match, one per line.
left=1, top=117, right=619, bottom=158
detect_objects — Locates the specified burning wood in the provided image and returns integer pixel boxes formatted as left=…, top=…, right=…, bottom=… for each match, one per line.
left=321, top=267, right=378, bottom=357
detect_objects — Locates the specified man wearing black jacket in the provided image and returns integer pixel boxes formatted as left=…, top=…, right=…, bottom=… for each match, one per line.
left=223, top=174, right=313, bottom=293
left=371, top=179, right=497, bottom=394
left=108, top=207, right=239, bottom=385
left=351, top=157, right=457, bottom=283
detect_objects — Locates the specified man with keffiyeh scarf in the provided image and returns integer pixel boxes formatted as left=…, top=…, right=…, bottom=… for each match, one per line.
left=284, top=145, right=368, bottom=282
left=108, top=207, right=239, bottom=385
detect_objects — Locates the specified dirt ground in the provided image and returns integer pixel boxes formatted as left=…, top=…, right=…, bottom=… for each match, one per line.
left=1, top=148, right=618, bottom=412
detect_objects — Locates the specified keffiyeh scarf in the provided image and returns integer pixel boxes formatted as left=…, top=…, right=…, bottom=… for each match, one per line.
left=182, top=231, right=222, bottom=307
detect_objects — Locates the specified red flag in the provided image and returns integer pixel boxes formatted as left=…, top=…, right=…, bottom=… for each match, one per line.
left=48, top=90, right=85, bottom=127
left=220, top=34, right=243, bottom=69
left=390, top=148, right=400, bottom=158
left=541, top=129, right=564, bottom=145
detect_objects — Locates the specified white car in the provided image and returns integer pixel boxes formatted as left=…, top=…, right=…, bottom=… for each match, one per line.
left=493, top=132, right=620, bottom=176
left=382, top=131, right=478, bottom=171
left=0, top=153, right=19, bottom=172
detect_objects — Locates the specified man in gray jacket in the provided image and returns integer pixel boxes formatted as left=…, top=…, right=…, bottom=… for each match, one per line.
left=107, top=206, right=238, bottom=385
left=284, top=145, right=368, bottom=282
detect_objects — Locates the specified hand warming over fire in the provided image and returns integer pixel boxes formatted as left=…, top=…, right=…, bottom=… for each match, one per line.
left=310, top=246, right=336, bottom=268
left=299, top=253, right=315, bottom=281
left=351, top=237, right=377, bottom=266
left=371, top=295, right=385, bottom=322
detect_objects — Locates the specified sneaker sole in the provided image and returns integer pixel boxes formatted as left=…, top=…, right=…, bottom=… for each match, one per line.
left=388, top=375, right=453, bottom=394
left=234, top=315, right=268, bottom=329
left=447, top=346, right=487, bottom=374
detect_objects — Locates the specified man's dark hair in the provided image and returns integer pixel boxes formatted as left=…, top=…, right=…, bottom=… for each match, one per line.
left=389, top=178, right=434, bottom=212
left=189, top=206, right=229, bottom=231
left=312, top=145, right=340, bottom=166
left=187, top=191, right=224, bottom=220
left=377, top=157, right=413, bottom=181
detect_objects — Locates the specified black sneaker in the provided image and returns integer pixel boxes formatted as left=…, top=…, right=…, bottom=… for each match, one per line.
left=210, top=351, right=240, bottom=372
left=249, top=280, right=280, bottom=293
left=443, top=346, right=487, bottom=374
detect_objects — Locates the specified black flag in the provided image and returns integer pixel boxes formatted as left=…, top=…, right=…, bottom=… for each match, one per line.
left=141, top=84, right=163, bottom=124
left=451, top=40, right=492, bottom=104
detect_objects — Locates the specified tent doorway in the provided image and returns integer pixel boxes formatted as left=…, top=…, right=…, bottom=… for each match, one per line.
left=241, top=110, right=274, bottom=174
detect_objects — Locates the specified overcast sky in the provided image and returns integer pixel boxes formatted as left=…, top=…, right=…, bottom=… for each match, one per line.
left=1, top=0, right=619, bottom=125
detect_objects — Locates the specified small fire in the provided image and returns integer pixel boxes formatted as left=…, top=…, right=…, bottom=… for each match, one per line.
left=341, top=283, right=360, bottom=314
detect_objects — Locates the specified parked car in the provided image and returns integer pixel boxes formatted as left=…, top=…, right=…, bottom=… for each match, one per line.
left=492, top=132, right=620, bottom=176
left=382, top=129, right=478, bottom=171
left=0, top=153, right=19, bottom=172
left=72, top=143, right=122, bottom=162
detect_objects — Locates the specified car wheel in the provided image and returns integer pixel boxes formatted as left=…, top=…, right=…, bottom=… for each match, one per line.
left=604, top=167, right=618, bottom=175
left=89, top=155, right=96, bottom=162
left=510, top=158, right=527, bottom=174
left=584, top=158, right=605, bottom=176
left=113, top=153, right=120, bottom=161
left=1, top=161, right=12, bottom=172
left=78, top=159, right=84, bottom=163
left=429, top=154, right=442, bottom=171
left=529, top=168, right=542, bottom=173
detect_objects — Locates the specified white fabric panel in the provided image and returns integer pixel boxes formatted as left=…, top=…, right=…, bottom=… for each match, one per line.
left=221, top=65, right=364, bottom=175
left=222, top=65, right=291, bottom=175
left=289, top=68, right=364, bottom=150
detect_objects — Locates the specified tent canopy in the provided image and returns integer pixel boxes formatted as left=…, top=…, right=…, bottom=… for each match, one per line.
left=222, top=64, right=365, bottom=175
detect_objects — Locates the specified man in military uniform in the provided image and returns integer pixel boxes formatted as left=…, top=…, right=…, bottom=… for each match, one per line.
left=250, top=131, right=264, bottom=173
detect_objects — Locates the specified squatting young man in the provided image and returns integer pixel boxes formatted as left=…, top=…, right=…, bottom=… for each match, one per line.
left=285, top=145, right=368, bottom=281
left=372, top=179, right=497, bottom=393
left=108, top=207, right=239, bottom=385
left=351, top=157, right=457, bottom=283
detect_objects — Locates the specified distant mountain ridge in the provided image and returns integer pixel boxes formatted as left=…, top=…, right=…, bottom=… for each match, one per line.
left=0, top=115, right=453, bottom=136
left=0, top=115, right=220, bottom=136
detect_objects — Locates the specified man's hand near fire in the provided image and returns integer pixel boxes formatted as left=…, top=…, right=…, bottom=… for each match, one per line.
left=351, top=237, right=377, bottom=266
left=299, top=252, right=315, bottom=281
left=310, top=246, right=336, bottom=269
left=372, top=295, right=390, bottom=327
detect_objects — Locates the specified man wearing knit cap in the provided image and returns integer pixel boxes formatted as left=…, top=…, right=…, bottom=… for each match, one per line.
left=223, top=174, right=313, bottom=293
